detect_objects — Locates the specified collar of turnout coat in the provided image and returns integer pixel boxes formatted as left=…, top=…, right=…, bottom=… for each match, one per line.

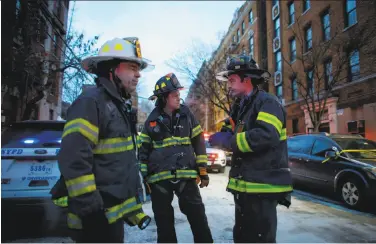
left=96, top=77, right=127, bottom=103
left=147, top=105, right=190, bottom=122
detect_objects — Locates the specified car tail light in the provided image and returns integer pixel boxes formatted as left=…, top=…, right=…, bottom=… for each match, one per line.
left=207, top=153, right=218, bottom=161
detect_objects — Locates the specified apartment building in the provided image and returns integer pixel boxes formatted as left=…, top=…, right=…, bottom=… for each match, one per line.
left=266, top=0, right=376, bottom=140
left=186, top=0, right=268, bottom=132
left=2, top=0, right=69, bottom=126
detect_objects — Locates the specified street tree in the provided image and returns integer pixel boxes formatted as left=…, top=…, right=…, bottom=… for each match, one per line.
left=280, top=8, right=376, bottom=132
left=166, top=40, right=234, bottom=117
left=54, top=0, right=99, bottom=104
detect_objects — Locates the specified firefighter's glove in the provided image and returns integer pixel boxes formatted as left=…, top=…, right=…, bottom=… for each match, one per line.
left=198, top=167, right=210, bottom=188
left=81, top=209, right=108, bottom=230
left=209, top=132, right=233, bottom=151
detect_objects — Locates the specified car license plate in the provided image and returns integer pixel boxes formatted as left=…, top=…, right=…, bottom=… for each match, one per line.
left=28, top=163, right=53, bottom=175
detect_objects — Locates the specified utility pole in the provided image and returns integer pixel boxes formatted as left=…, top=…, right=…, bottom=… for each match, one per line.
left=205, top=98, right=208, bottom=131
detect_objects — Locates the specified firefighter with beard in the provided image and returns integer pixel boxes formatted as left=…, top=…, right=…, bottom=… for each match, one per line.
left=209, top=55, right=293, bottom=243
left=50, top=37, right=153, bottom=242
left=138, top=73, right=213, bottom=243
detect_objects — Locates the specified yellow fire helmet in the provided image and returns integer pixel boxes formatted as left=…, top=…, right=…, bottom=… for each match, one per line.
left=81, top=37, right=155, bottom=74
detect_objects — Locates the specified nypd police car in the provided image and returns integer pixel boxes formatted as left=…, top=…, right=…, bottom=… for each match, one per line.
left=2, top=120, right=149, bottom=239
left=1, top=120, right=67, bottom=237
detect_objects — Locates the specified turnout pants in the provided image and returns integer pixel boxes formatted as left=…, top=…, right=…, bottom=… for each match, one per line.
left=74, top=213, right=124, bottom=243
left=150, top=179, right=213, bottom=243
left=233, top=193, right=278, bottom=243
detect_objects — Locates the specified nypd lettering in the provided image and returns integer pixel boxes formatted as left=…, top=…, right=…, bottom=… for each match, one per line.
left=1, top=149, right=23, bottom=155
left=1, top=148, right=60, bottom=156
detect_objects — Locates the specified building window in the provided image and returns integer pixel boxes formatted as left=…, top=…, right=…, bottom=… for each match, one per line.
left=292, top=119, right=299, bottom=133
left=324, top=60, right=333, bottom=88
left=288, top=2, right=295, bottom=25
left=15, top=0, right=21, bottom=21
left=305, top=25, right=312, bottom=52
left=53, top=33, right=59, bottom=56
left=233, top=35, right=236, bottom=43
left=274, top=17, right=280, bottom=37
left=49, top=109, right=54, bottom=120
left=237, top=29, right=241, bottom=42
left=249, top=35, right=254, bottom=57
left=349, top=50, right=360, bottom=81
left=290, top=38, right=296, bottom=62
left=249, top=9, right=253, bottom=24
left=242, top=21, right=245, bottom=35
left=275, top=51, right=282, bottom=71
left=307, top=70, right=314, bottom=95
left=276, top=85, right=283, bottom=99
left=345, top=0, right=357, bottom=28
left=303, top=0, right=310, bottom=12
left=292, top=78, right=298, bottom=100
left=322, top=11, right=330, bottom=41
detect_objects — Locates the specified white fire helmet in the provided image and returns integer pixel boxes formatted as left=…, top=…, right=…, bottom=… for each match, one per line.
left=81, top=37, right=155, bottom=74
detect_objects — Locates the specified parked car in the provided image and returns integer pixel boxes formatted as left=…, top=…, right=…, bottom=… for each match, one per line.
left=287, top=133, right=376, bottom=209
left=205, top=140, right=227, bottom=173
left=1, top=120, right=68, bottom=237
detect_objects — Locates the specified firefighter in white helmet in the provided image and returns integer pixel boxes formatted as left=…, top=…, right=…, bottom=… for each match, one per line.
left=51, top=37, right=154, bottom=243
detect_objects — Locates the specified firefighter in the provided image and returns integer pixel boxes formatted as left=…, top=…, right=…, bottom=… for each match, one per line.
left=209, top=55, right=293, bottom=243
left=138, top=73, right=213, bottom=243
left=51, top=37, right=154, bottom=243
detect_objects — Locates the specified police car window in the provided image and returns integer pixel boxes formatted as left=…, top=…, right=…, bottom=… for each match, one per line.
left=2, top=122, right=65, bottom=148
left=287, top=136, right=314, bottom=154
left=311, top=139, right=334, bottom=157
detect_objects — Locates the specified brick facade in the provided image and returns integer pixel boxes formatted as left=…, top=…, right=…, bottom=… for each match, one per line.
left=187, top=0, right=376, bottom=140
left=266, top=0, right=376, bottom=140
left=2, top=0, right=69, bottom=125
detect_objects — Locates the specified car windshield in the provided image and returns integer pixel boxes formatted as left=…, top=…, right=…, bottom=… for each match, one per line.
left=1, top=122, right=65, bottom=148
left=332, top=137, right=376, bottom=159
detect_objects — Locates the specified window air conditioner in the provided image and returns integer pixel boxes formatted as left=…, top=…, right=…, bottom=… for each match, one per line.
left=274, top=71, right=282, bottom=86
left=272, top=2, right=280, bottom=20
left=273, top=36, right=281, bottom=53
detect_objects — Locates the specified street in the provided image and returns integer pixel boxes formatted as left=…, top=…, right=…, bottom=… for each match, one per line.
left=5, top=167, right=376, bottom=243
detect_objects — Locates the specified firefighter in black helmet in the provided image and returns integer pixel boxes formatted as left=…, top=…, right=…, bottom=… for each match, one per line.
left=209, top=54, right=293, bottom=243
left=138, top=73, right=213, bottom=243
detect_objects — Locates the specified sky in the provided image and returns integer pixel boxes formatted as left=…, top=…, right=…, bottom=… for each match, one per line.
left=71, top=1, right=245, bottom=103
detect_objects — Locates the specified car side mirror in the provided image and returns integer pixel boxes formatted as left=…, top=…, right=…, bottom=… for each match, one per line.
left=325, top=151, right=336, bottom=159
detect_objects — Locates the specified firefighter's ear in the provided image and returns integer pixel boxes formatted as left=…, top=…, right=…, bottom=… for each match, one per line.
left=243, top=77, right=252, bottom=84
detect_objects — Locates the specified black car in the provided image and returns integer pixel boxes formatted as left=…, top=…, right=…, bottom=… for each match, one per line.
left=287, top=133, right=376, bottom=209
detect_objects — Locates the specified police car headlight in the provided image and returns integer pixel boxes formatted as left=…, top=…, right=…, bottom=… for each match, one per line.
left=364, top=167, right=376, bottom=180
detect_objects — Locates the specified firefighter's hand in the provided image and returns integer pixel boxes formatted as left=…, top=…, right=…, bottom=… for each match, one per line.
left=199, top=175, right=209, bottom=188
